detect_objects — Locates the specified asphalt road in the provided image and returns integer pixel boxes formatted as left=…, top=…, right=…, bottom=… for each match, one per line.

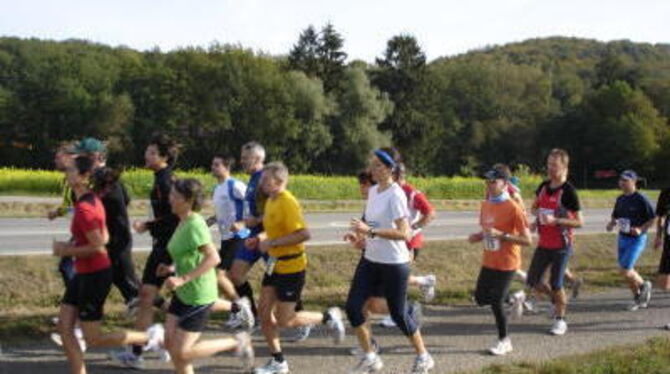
left=0, top=210, right=615, bottom=256
left=2, top=289, right=670, bottom=373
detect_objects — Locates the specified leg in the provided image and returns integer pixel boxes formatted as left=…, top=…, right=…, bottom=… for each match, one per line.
left=549, top=249, right=571, bottom=318
left=79, top=321, right=149, bottom=348
left=382, top=263, right=424, bottom=354
left=346, top=258, right=376, bottom=353
left=217, top=269, right=238, bottom=301
left=258, top=286, right=281, bottom=355
left=230, top=259, right=257, bottom=316
left=110, top=246, right=140, bottom=304
left=211, top=298, right=233, bottom=313
left=58, top=304, right=85, bottom=374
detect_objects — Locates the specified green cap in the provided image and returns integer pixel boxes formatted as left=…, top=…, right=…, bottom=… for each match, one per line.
left=73, top=137, right=106, bottom=154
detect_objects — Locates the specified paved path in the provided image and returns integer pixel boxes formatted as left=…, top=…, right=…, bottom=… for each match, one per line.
left=0, top=209, right=615, bottom=256
left=2, top=289, right=670, bottom=373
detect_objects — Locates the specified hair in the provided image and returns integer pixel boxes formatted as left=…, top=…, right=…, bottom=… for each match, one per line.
left=213, top=155, right=236, bottom=170
left=92, top=166, right=121, bottom=193
left=492, top=163, right=512, bottom=176
left=357, top=170, right=374, bottom=185
left=172, top=178, right=204, bottom=212
left=73, top=155, right=95, bottom=176
left=548, top=148, right=570, bottom=166
left=392, top=162, right=407, bottom=182
left=376, top=147, right=402, bottom=170
left=55, top=140, right=76, bottom=154
left=241, top=141, right=266, bottom=163
left=149, top=133, right=179, bottom=167
left=263, top=161, right=289, bottom=184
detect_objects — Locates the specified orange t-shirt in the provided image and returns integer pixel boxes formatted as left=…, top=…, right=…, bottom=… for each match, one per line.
left=479, top=199, right=528, bottom=271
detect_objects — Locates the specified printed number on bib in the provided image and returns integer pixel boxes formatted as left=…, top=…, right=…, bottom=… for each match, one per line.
left=483, top=234, right=501, bottom=251
left=538, top=208, right=555, bottom=225
left=265, top=257, right=277, bottom=276
left=617, top=218, right=631, bottom=234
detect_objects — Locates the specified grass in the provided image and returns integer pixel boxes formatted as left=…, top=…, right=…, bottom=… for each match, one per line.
left=0, top=233, right=661, bottom=343
left=477, top=336, right=670, bottom=374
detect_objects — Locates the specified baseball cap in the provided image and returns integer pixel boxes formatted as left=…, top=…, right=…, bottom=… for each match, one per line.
left=484, top=168, right=510, bottom=181
left=73, top=137, right=106, bottom=154
left=619, top=170, right=638, bottom=181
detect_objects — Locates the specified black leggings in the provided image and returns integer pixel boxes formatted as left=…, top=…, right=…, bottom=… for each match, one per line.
left=345, top=258, right=417, bottom=336
left=475, top=267, right=515, bottom=339
left=108, top=244, right=140, bottom=303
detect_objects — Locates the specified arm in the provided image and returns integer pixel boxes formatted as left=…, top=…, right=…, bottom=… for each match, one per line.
left=53, top=228, right=108, bottom=258
left=260, top=228, right=311, bottom=253
left=632, top=217, right=656, bottom=236
left=350, top=217, right=412, bottom=242
left=165, top=243, right=220, bottom=291
left=555, top=211, right=584, bottom=228
left=411, top=193, right=436, bottom=230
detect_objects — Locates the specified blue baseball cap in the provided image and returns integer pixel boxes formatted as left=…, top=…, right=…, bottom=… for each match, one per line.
left=619, top=170, right=638, bottom=181
left=484, top=168, right=510, bottom=181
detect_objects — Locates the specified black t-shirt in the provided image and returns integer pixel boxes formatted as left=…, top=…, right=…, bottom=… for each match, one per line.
left=535, top=180, right=581, bottom=212
left=656, top=188, right=670, bottom=236
left=100, top=181, right=132, bottom=251
left=146, top=167, right=179, bottom=243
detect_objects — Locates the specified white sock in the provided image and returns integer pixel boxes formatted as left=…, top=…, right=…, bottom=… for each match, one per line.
left=365, top=352, right=377, bottom=360
left=415, top=276, right=429, bottom=286
left=418, top=352, right=431, bottom=360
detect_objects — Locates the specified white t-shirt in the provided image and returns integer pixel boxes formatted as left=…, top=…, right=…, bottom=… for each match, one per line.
left=363, top=183, right=411, bottom=264
left=212, top=178, right=247, bottom=240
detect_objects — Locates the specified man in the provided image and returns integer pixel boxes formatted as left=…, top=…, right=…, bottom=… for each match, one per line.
left=525, top=148, right=583, bottom=336
left=606, top=170, right=655, bottom=311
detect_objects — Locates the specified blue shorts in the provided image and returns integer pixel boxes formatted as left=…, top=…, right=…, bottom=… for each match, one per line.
left=233, top=234, right=268, bottom=265
left=618, top=233, right=647, bottom=270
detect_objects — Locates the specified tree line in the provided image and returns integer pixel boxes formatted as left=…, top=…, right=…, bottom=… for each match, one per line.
left=1, top=25, right=669, bottom=186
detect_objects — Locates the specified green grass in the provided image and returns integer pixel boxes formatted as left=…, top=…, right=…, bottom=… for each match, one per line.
left=0, top=233, right=661, bottom=343
left=477, top=337, right=670, bottom=374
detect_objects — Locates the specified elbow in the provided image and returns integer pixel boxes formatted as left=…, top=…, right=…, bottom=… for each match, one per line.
left=301, top=229, right=312, bottom=242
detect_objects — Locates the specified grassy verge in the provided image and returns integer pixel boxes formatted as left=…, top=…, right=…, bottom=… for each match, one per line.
left=476, top=336, right=670, bottom=374
left=0, top=233, right=661, bottom=343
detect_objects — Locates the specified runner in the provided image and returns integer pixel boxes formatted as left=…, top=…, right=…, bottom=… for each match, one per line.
left=112, top=133, right=180, bottom=368
left=53, top=155, right=163, bottom=374
left=249, top=162, right=345, bottom=374
left=525, top=148, right=583, bottom=336
left=468, top=167, right=531, bottom=355
left=205, top=155, right=254, bottom=329
left=654, top=186, right=670, bottom=291
left=346, top=148, right=434, bottom=374
left=606, top=170, right=655, bottom=311
left=160, top=178, right=254, bottom=373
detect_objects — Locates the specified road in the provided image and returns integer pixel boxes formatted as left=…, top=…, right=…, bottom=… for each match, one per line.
left=0, top=210, right=615, bottom=256
left=2, top=289, right=670, bottom=373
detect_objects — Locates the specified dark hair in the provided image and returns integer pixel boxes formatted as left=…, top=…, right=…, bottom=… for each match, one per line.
left=73, top=155, right=95, bottom=176
left=172, top=178, right=204, bottom=212
left=213, top=155, right=236, bottom=169
left=392, top=162, right=407, bottom=182
left=149, top=133, right=179, bottom=167
left=357, top=170, right=374, bottom=185
left=92, top=167, right=121, bottom=193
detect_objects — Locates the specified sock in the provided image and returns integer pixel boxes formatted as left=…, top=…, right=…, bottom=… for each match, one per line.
left=418, top=352, right=431, bottom=360
left=415, top=276, right=428, bottom=286
left=272, top=352, right=285, bottom=363
left=235, top=282, right=257, bottom=317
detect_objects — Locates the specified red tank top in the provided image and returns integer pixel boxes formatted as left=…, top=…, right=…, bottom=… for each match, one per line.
left=536, top=185, right=575, bottom=249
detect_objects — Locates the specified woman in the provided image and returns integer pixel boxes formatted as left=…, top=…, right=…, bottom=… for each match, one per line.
left=346, top=148, right=434, bottom=374
left=468, top=167, right=531, bottom=355
left=160, top=178, right=254, bottom=374
left=53, top=155, right=162, bottom=374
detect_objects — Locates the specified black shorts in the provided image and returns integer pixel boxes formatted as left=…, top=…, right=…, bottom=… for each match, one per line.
left=526, top=247, right=572, bottom=291
left=62, top=267, right=113, bottom=321
left=262, top=271, right=305, bottom=302
left=142, top=240, right=172, bottom=287
left=659, top=239, right=670, bottom=274
left=218, top=238, right=243, bottom=271
left=475, top=267, right=515, bottom=306
left=168, top=295, right=213, bottom=332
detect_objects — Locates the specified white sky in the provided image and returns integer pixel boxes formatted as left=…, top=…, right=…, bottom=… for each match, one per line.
left=0, top=0, right=668, bottom=62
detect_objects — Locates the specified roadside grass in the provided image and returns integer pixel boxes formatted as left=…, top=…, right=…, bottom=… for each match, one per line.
left=0, top=233, right=660, bottom=343
left=476, top=336, right=670, bottom=374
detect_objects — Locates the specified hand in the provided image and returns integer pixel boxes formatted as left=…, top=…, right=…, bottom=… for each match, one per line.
left=655, top=236, right=663, bottom=251
left=133, top=220, right=147, bottom=234
left=245, top=237, right=260, bottom=250
left=344, top=232, right=366, bottom=250
left=244, top=216, right=261, bottom=228
left=230, top=222, right=245, bottom=233
left=629, top=227, right=642, bottom=236
left=47, top=210, right=60, bottom=220
left=543, top=214, right=558, bottom=226
left=52, top=241, right=69, bottom=257
left=350, top=218, right=370, bottom=235
left=164, top=276, right=186, bottom=291
left=606, top=221, right=616, bottom=232
left=156, top=264, right=175, bottom=278
left=468, top=232, right=483, bottom=244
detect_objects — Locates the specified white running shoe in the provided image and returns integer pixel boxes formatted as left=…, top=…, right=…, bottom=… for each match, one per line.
left=50, top=330, right=87, bottom=352
left=254, top=358, right=289, bottom=374
left=510, top=291, right=525, bottom=319
left=419, top=274, right=437, bottom=302
left=235, top=331, right=254, bottom=372
left=640, top=280, right=652, bottom=308
left=409, top=353, right=435, bottom=373
left=326, top=307, right=346, bottom=344
left=349, top=354, right=383, bottom=373
left=144, top=323, right=164, bottom=352
left=378, top=315, right=396, bottom=328
left=549, top=319, right=568, bottom=336
left=285, top=324, right=313, bottom=342
left=236, top=297, right=256, bottom=330
left=489, top=337, right=513, bottom=356
left=109, top=350, right=144, bottom=370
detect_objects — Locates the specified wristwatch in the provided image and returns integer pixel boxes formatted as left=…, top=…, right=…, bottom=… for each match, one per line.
left=367, top=228, right=377, bottom=238
left=501, top=233, right=510, bottom=241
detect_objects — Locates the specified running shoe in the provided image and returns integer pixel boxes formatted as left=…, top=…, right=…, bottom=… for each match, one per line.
left=326, top=307, right=346, bottom=344
left=510, top=291, right=525, bottom=319
left=489, top=337, right=513, bottom=356
left=144, top=323, right=164, bottom=353
left=640, top=280, right=652, bottom=308
left=254, top=358, right=289, bottom=374
left=409, top=353, right=435, bottom=373
left=236, top=297, right=256, bottom=330
left=348, top=338, right=381, bottom=356
left=378, top=315, right=396, bottom=328
left=349, top=354, right=383, bottom=373
left=549, top=319, right=568, bottom=336
left=419, top=274, right=437, bottom=302
left=235, top=331, right=254, bottom=372
left=109, top=350, right=144, bottom=370
left=285, top=324, right=313, bottom=342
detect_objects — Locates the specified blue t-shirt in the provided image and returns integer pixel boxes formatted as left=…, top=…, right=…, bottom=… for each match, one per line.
left=244, top=170, right=265, bottom=236
left=612, top=191, right=655, bottom=235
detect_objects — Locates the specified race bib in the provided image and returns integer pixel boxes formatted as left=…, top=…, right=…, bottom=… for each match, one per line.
left=265, top=256, right=277, bottom=276
left=617, top=218, right=631, bottom=234
left=538, top=208, right=555, bottom=225
left=483, top=234, right=501, bottom=251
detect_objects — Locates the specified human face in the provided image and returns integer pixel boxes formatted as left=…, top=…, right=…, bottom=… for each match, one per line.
left=486, top=178, right=506, bottom=197
left=618, top=177, right=636, bottom=194
left=546, top=155, right=567, bottom=181
left=369, top=156, right=392, bottom=185
left=144, top=144, right=166, bottom=170
left=65, top=165, right=87, bottom=190
left=359, top=181, right=372, bottom=199
left=240, top=150, right=260, bottom=174
left=261, top=173, right=284, bottom=196
left=169, top=187, right=190, bottom=216
left=211, top=157, right=228, bottom=179
left=54, top=151, right=74, bottom=171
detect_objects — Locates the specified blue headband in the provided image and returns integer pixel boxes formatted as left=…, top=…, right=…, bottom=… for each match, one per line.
left=374, top=149, right=396, bottom=169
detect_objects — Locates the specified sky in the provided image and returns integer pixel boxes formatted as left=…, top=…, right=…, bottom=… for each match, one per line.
left=0, top=0, right=668, bottom=62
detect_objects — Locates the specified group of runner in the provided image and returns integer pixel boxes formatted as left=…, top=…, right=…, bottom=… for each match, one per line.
left=45, top=136, right=670, bottom=374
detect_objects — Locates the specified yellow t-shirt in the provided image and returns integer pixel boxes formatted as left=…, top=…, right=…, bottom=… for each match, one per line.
left=263, top=190, right=307, bottom=274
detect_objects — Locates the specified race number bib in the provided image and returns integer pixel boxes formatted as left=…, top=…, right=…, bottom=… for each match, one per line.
left=538, top=208, right=555, bottom=225
left=265, top=257, right=277, bottom=276
left=483, top=234, right=501, bottom=251
left=617, top=218, right=631, bottom=234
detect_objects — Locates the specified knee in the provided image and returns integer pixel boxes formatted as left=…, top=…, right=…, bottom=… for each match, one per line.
left=619, top=268, right=633, bottom=278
